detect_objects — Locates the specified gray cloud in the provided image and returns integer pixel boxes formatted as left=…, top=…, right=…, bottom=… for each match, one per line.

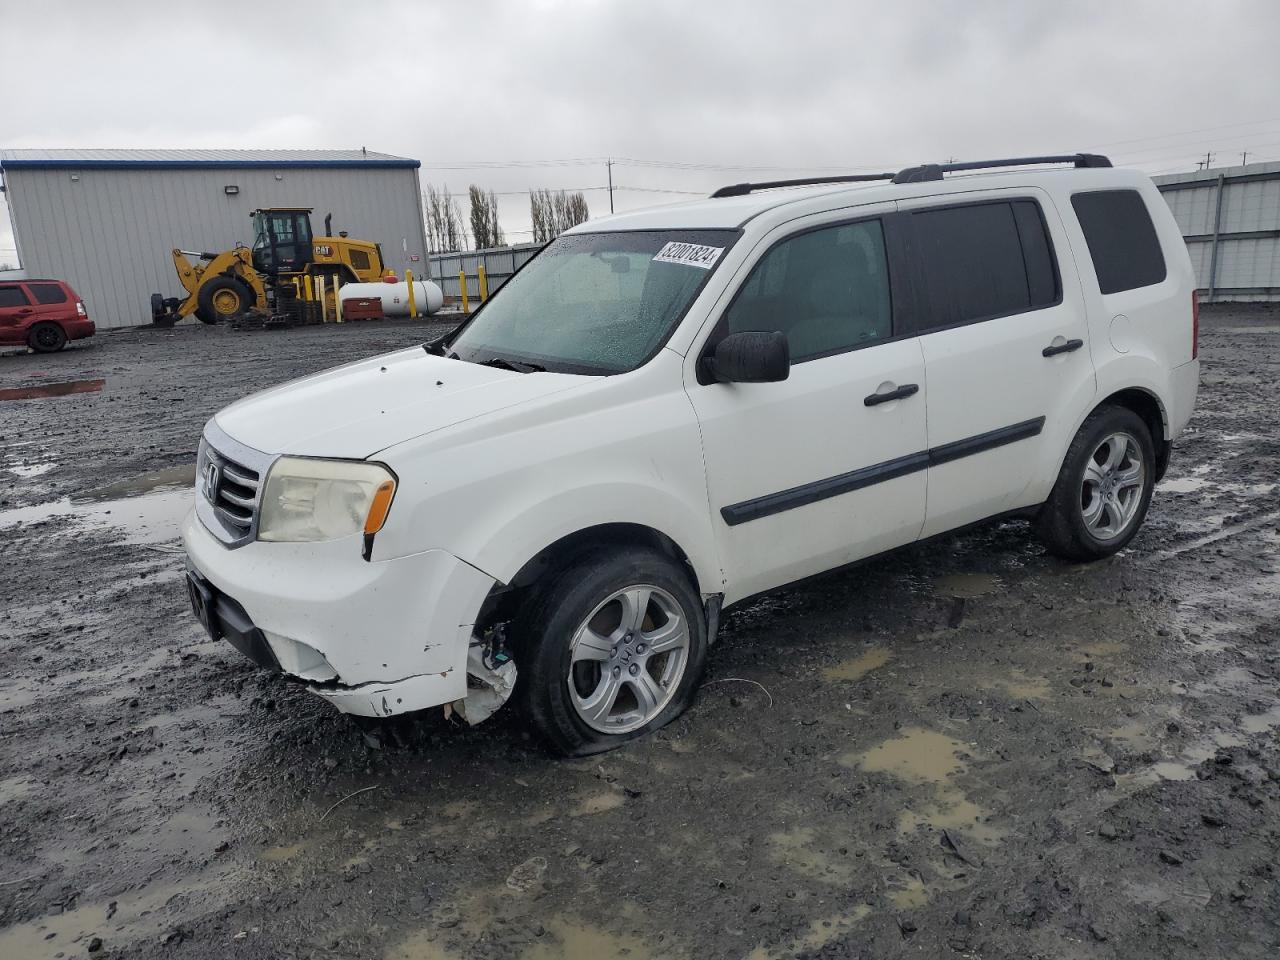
left=3, top=0, right=1280, bottom=259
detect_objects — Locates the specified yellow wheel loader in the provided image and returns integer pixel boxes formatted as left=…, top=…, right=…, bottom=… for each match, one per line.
left=151, top=208, right=386, bottom=326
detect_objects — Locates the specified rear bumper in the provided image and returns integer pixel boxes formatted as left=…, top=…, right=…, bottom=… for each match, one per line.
left=181, top=509, right=496, bottom=717
left=1167, top=358, right=1200, bottom=437
left=66, top=318, right=95, bottom=340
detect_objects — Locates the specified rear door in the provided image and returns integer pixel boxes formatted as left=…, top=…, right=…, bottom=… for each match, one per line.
left=897, top=190, right=1096, bottom=538
left=0, top=283, right=35, bottom=343
left=23, top=281, right=74, bottom=324
left=687, top=204, right=929, bottom=603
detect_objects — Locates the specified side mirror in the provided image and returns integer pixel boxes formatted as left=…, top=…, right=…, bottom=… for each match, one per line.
left=706, top=331, right=790, bottom=383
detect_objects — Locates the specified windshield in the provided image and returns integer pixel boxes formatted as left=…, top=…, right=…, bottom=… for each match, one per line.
left=447, top=229, right=738, bottom=375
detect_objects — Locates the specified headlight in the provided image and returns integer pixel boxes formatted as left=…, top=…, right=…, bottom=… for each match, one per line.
left=258, top=457, right=397, bottom=543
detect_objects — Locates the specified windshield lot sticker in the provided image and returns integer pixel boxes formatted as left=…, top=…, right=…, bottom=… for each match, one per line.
left=653, top=241, right=724, bottom=269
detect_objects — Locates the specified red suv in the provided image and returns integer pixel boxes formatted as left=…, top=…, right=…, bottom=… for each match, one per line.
left=0, top=279, right=95, bottom=353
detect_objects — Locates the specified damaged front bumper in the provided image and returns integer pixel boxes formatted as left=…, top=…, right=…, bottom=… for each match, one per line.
left=181, top=510, right=496, bottom=718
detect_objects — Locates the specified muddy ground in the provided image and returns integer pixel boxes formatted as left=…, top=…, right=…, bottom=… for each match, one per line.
left=1, top=308, right=1278, bottom=960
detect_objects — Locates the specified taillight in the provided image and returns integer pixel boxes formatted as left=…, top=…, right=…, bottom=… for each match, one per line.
left=76, top=300, right=87, bottom=317
left=1190, top=290, right=1199, bottom=360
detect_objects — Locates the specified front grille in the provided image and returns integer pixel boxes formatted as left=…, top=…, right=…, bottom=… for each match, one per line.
left=208, top=452, right=260, bottom=536
left=195, top=420, right=274, bottom=548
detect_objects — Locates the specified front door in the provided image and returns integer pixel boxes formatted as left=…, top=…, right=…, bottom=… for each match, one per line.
left=897, top=191, right=1096, bottom=538
left=687, top=207, right=929, bottom=604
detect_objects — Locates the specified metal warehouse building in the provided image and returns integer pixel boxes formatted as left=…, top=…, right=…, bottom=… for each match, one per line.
left=0, top=149, right=428, bottom=329
left=1155, top=161, right=1280, bottom=302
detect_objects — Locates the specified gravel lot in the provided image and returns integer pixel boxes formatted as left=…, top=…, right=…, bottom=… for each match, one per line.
left=1, top=308, right=1278, bottom=959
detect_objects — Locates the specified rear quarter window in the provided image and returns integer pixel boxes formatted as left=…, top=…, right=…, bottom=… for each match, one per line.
left=28, top=283, right=69, bottom=305
left=1070, top=189, right=1167, bottom=295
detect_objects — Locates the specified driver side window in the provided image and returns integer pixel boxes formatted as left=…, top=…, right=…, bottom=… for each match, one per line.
left=725, top=219, right=892, bottom=363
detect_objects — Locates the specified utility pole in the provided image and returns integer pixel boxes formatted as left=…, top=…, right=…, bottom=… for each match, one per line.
left=1198, top=151, right=1214, bottom=170
left=606, top=159, right=614, bottom=214
left=1241, top=151, right=1249, bottom=166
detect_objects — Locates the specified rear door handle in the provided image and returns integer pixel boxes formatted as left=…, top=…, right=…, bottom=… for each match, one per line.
left=864, top=383, right=919, bottom=406
left=1042, top=338, right=1084, bottom=357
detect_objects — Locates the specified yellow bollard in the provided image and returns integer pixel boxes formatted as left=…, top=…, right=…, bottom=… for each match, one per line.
left=406, top=269, right=417, bottom=319
left=334, top=278, right=343, bottom=324
left=304, top=274, right=314, bottom=302
left=459, top=270, right=470, bottom=313
left=478, top=264, right=489, bottom=302
left=317, top=275, right=328, bottom=323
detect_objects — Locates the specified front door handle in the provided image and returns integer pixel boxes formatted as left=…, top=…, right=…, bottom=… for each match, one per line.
left=864, top=383, right=919, bottom=406
left=1042, top=338, right=1084, bottom=357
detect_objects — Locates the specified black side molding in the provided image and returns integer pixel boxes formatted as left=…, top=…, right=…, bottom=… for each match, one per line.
left=721, top=451, right=930, bottom=526
left=927, top=417, right=1046, bottom=467
left=720, top=416, right=1047, bottom=526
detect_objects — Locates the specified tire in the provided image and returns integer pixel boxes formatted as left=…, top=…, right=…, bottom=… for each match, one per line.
left=27, top=321, right=67, bottom=353
left=195, top=277, right=253, bottom=324
left=516, top=546, right=708, bottom=756
left=1037, top=405, right=1156, bottom=562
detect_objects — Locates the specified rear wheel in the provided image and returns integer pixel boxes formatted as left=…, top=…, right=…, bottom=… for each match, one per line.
left=516, top=546, right=707, bottom=756
left=1037, top=406, right=1155, bottom=561
left=27, top=321, right=67, bottom=353
left=195, top=277, right=253, bottom=324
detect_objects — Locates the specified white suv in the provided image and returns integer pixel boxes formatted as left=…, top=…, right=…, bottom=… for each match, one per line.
left=182, top=154, right=1200, bottom=755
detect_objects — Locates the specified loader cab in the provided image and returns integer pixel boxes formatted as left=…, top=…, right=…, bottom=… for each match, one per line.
left=250, top=208, right=314, bottom=277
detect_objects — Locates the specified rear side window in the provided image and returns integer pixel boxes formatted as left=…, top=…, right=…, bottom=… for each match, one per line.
left=0, top=285, right=30, bottom=308
left=28, top=283, right=68, bottom=305
left=1071, top=189, right=1167, bottom=294
left=910, top=199, right=1060, bottom=331
left=725, top=219, right=892, bottom=363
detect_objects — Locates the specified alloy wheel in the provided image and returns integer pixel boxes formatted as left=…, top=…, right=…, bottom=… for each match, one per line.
left=567, top=584, right=690, bottom=734
left=1079, top=430, right=1145, bottom=541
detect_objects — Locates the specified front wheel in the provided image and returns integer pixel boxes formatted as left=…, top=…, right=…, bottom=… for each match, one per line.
left=1037, top=406, right=1156, bottom=561
left=517, top=547, right=707, bottom=756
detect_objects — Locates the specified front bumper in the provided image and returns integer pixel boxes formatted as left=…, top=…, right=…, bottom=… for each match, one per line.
left=181, top=509, right=496, bottom=717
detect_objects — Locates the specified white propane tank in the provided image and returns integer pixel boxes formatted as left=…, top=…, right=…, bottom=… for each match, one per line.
left=339, top=280, right=444, bottom=316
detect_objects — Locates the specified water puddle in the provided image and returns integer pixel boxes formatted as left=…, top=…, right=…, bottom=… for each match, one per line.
left=746, top=904, right=872, bottom=959
left=898, top=793, right=1003, bottom=845
left=0, top=466, right=193, bottom=544
left=824, top=647, right=891, bottom=682
left=848, top=727, right=971, bottom=781
left=7, top=462, right=56, bottom=478
left=1160, top=475, right=1211, bottom=494
left=523, top=920, right=655, bottom=960
left=0, top=871, right=230, bottom=956
left=935, top=572, right=1002, bottom=598
left=1241, top=703, right=1280, bottom=734
left=886, top=872, right=930, bottom=909
left=0, top=377, right=106, bottom=401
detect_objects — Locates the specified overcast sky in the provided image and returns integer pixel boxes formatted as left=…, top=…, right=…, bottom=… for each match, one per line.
left=4, top=0, right=1280, bottom=264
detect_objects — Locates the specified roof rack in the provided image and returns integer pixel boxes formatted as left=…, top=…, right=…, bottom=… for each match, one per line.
left=710, top=172, right=895, bottom=198
left=892, top=153, right=1111, bottom=184
left=708, top=153, right=1113, bottom=199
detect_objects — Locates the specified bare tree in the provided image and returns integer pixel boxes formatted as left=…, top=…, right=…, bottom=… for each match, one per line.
left=468, top=185, right=505, bottom=250
left=529, top=188, right=589, bottom=243
left=423, top=183, right=469, bottom=253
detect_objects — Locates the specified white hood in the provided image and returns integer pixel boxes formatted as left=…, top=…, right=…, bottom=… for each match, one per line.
left=214, top=347, right=590, bottom=459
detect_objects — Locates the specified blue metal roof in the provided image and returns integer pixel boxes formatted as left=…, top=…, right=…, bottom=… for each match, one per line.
left=0, top=148, right=419, bottom=170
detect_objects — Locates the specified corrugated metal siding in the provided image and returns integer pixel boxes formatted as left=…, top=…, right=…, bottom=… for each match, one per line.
left=4, top=164, right=428, bottom=328
left=0, top=148, right=411, bottom=164
left=427, top=243, right=541, bottom=300
left=1155, top=163, right=1280, bottom=302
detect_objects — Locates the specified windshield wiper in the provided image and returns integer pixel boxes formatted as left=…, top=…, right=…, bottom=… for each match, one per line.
left=480, top=356, right=545, bottom=374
